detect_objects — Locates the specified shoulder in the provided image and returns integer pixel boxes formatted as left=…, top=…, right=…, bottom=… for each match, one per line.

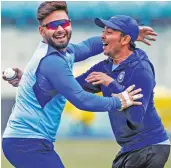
left=40, top=54, right=68, bottom=71
left=132, top=49, right=155, bottom=77
left=90, top=60, right=107, bottom=70
left=67, top=43, right=76, bottom=53
left=135, top=59, right=155, bottom=77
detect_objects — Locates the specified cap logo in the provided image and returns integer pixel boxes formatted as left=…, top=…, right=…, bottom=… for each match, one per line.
left=117, top=71, right=125, bottom=83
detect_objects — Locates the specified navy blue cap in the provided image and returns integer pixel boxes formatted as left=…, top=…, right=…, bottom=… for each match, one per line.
left=94, top=15, right=139, bottom=42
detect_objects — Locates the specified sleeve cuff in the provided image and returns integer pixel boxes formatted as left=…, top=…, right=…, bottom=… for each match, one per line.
left=107, top=80, right=125, bottom=94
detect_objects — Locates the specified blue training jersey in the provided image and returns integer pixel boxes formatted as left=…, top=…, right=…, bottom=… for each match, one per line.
left=3, top=37, right=121, bottom=142
left=76, top=48, right=169, bottom=153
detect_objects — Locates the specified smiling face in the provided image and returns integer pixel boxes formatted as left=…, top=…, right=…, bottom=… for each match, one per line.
left=39, top=10, right=72, bottom=51
left=101, top=26, right=124, bottom=58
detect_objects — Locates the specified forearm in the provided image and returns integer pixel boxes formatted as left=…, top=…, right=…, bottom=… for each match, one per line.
left=41, top=55, right=121, bottom=112
left=65, top=89, right=121, bottom=112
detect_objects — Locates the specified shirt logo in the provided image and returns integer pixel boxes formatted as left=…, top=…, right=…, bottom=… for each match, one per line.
left=117, top=71, right=125, bottom=83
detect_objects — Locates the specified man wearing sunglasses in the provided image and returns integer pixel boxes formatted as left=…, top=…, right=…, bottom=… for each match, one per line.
left=2, top=1, right=158, bottom=168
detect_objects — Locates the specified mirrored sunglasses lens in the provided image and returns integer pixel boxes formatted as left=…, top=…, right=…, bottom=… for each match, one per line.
left=47, top=20, right=70, bottom=30
left=47, top=21, right=60, bottom=30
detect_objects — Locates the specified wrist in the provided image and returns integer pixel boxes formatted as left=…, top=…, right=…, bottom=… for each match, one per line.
left=104, top=79, right=114, bottom=87
left=136, top=26, right=142, bottom=41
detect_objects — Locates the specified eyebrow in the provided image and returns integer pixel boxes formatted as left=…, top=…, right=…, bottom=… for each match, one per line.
left=104, top=27, right=113, bottom=31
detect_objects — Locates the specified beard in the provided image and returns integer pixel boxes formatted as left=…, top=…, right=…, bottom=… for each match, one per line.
left=104, top=45, right=121, bottom=59
left=45, top=31, right=72, bottom=50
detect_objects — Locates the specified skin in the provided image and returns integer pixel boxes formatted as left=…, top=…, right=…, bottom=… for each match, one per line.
left=102, top=26, right=133, bottom=64
left=86, top=26, right=134, bottom=86
left=39, top=10, right=72, bottom=51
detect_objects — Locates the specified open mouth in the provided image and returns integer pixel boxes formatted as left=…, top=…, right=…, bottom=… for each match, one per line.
left=54, top=34, right=66, bottom=40
left=103, top=42, right=109, bottom=47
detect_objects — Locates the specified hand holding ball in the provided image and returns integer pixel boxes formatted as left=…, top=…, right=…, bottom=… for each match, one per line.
left=3, top=68, right=17, bottom=81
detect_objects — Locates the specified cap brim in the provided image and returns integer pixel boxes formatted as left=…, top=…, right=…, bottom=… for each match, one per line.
left=94, top=18, right=123, bottom=32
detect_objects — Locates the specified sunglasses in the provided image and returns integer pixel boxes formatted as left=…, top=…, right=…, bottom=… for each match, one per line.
left=41, top=19, right=71, bottom=30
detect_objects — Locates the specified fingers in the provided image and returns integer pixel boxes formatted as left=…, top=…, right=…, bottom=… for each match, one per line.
left=2, top=75, right=7, bottom=80
left=12, top=68, right=21, bottom=73
left=129, top=88, right=142, bottom=96
left=140, top=26, right=157, bottom=34
left=86, top=73, right=102, bottom=82
left=111, top=93, right=117, bottom=97
left=92, top=80, right=103, bottom=85
left=145, top=35, right=156, bottom=41
left=140, top=26, right=154, bottom=31
left=88, top=72, right=101, bottom=76
left=145, top=31, right=158, bottom=36
left=132, top=94, right=143, bottom=100
left=2, top=71, right=7, bottom=80
left=85, top=75, right=100, bottom=83
left=8, top=79, right=20, bottom=87
left=8, top=81, right=19, bottom=87
left=8, top=78, right=19, bottom=84
left=133, top=101, right=142, bottom=105
left=141, top=39, right=151, bottom=46
left=126, top=85, right=135, bottom=93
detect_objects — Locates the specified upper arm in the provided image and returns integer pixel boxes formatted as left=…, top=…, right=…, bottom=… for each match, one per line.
left=39, top=55, right=87, bottom=102
left=68, top=36, right=103, bottom=62
left=124, top=67, right=155, bottom=127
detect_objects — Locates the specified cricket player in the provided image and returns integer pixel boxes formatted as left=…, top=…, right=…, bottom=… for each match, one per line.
left=2, top=1, right=158, bottom=168
left=77, top=15, right=170, bottom=168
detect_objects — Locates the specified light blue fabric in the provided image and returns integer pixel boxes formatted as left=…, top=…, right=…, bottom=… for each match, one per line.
left=3, top=37, right=121, bottom=142
left=156, top=139, right=171, bottom=145
left=112, top=63, right=119, bottom=71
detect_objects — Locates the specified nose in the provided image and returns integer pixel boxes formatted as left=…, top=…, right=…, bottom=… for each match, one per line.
left=101, top=32, right=105, bottom=40
left=56, top=25, right=64, bottom=31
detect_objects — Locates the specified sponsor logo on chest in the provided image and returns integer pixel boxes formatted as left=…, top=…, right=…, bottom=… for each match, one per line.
left=117, top=71, right=125, bottom=83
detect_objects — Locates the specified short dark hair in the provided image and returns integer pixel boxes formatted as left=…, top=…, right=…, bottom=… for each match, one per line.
left=37, top=1, right=68, bottom=24
left=120, top=32, right=136, bottom=51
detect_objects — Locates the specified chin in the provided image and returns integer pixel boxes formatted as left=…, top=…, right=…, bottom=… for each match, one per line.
left=104, top=51, right=110, bottom=56
left=103, top=51, right=107, bottom=55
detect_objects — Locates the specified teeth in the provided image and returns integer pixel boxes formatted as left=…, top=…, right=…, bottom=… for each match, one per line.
left=55, top=35, right=65, bottom=38
left=103, top=42, right=108, bottom=46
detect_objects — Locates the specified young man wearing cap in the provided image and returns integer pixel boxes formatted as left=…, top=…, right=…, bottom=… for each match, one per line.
left=77, top=15, right=170, bottom=168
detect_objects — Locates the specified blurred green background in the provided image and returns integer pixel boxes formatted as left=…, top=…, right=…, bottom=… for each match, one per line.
left=2, top=140, right=171, bottom=168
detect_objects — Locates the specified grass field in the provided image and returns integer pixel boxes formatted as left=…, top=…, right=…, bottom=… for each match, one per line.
left=1, top=140, right=171, bottom=168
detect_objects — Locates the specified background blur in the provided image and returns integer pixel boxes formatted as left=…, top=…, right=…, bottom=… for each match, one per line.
left=1, top=1, right=171, bottom=168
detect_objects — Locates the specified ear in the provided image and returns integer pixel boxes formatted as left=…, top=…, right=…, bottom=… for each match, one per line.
left=39, top=26, right=46, bottom=37
left=121, top=35, right=131, bottom=45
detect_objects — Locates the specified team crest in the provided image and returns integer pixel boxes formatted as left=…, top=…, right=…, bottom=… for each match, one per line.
left=117, top=71, right=125, bottom=83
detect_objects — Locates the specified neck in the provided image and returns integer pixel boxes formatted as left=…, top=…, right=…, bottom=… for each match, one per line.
left=113, top=49, right=133, bottom=64
left=58, top=48, right=67, bottom=52
left=43, top=38, right=67, bottom=52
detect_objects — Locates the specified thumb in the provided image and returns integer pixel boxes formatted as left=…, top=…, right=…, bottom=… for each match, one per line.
left=111, top=93, right=117, bottom=97
left=12, top=68, right=19, bottom=73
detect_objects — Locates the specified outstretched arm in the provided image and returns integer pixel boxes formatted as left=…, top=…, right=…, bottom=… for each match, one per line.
left=68, top=36, right=103, bottom=62
left=86, top=69, right=154, bottom=128
left=38, top=55, right=142, bottom=112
